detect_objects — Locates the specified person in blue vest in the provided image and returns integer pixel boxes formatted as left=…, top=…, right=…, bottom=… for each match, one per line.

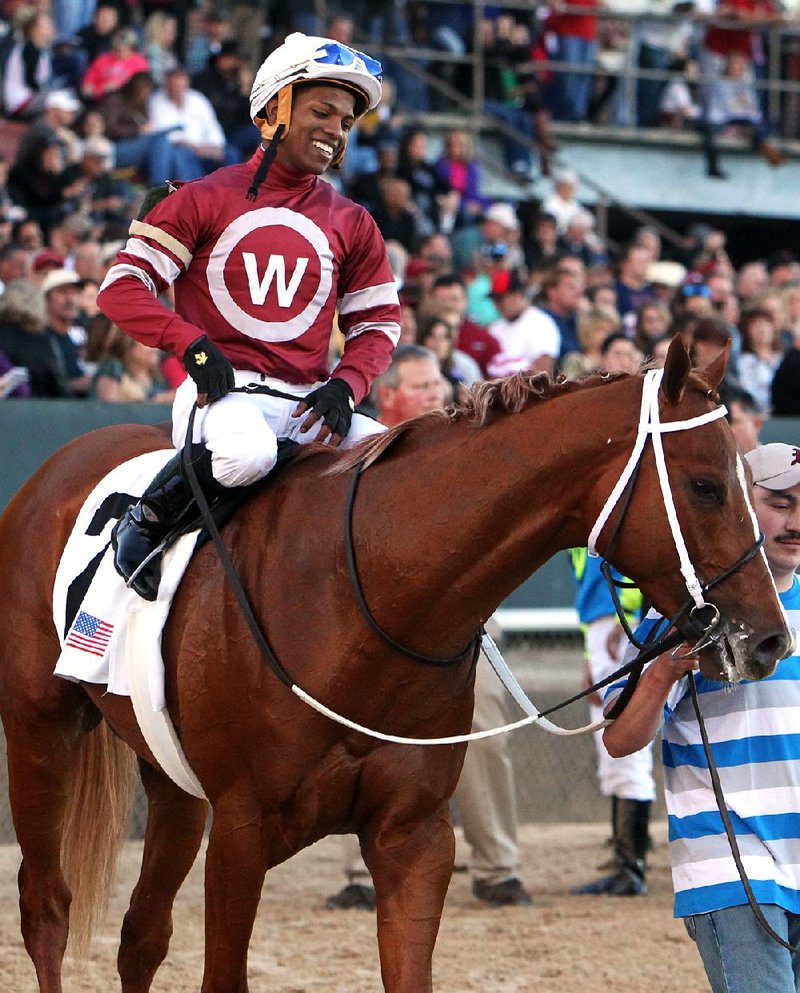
left=569, top=547, right=652, bottom=896
left=603, top=443, right=800, bottom=992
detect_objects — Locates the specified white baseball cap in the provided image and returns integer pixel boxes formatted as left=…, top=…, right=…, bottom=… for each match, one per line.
left=45, top=89, right=82, bottom=113
left=745, top=443, right=800, bottom=490
left=483, top=202, right=519, bottom=231
left=41, top=269, right=81, bottom=294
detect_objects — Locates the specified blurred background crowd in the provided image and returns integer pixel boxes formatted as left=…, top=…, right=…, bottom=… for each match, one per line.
left=0, top=0, right=799, bottom=428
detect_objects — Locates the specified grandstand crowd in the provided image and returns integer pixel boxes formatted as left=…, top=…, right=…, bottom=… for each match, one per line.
left=0, top=0, right=798, bottom=420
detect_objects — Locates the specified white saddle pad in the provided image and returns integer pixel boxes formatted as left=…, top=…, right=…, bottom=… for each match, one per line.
left=53, top=450, right=206, bottom=798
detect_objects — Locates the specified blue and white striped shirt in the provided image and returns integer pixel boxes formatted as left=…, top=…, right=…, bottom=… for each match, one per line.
left=606, top=576, right=800, bottom=918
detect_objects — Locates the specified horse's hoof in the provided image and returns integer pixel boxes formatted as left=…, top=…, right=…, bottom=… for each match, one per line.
left=472, top=877, right=533, bottom=907
left=324, top=883, right=376, bottom=911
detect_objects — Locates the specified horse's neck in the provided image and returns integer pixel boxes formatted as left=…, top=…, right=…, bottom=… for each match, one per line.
left=361, top=380, right=637, bottom=655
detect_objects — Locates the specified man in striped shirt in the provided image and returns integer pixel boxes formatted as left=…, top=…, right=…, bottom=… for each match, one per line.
left=603, top=443, right=800, bottom=992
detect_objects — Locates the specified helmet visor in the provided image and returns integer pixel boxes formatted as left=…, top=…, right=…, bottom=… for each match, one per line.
left=313, top=41, right=382, bottom=82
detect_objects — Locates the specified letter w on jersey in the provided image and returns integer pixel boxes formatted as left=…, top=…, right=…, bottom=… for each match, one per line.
left=243, top=252, right=309, bottom=308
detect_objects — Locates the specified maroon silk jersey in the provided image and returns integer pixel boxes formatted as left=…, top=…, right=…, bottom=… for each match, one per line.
left=98, top=153, right=401, bottom=404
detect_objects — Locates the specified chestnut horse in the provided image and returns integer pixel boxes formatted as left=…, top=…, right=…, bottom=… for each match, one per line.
left=0, top=340, right=792, bottom=993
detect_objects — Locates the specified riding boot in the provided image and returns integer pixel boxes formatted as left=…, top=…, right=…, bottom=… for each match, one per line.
left=112, top=446, right=224, bottom=601
left=571, top=798, right=649, bottom=896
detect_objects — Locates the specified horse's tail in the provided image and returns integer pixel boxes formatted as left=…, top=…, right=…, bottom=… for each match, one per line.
left=61, top=721, right=138, bottom=957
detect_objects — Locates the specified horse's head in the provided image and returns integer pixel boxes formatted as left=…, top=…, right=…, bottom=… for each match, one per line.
left=600, top=335, right=793, bottom=683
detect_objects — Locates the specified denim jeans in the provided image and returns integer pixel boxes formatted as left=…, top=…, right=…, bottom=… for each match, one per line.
left=550, top=36, right=598, bottom=122
left=685, top=904, right=800, bottom=993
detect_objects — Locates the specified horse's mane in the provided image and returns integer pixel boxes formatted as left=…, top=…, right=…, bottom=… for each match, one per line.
left=300, top=361, right=716, bottom=478
left=323, top=369, right=607, bottom=476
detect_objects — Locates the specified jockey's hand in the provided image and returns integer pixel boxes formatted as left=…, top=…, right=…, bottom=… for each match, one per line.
left=292, top=378, right=354, bottom=446
left=183, top=335, right=235, bottom=408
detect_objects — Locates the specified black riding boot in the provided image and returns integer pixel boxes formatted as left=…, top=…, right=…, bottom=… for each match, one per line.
left=112, top=447, right=223, bottom=601
left=571, top=798, right=650, bottom=896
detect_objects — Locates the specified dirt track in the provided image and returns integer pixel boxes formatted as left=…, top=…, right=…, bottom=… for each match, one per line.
left=0, top=821, right=710, bottom=993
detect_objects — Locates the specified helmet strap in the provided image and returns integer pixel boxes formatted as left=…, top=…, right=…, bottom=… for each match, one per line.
left=246, top=123, right=286, bottom=201
left=253, top=84, right=294, bottom=143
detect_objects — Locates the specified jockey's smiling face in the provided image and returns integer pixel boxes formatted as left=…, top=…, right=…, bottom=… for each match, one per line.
left=270, top=84, right=357, bottom=175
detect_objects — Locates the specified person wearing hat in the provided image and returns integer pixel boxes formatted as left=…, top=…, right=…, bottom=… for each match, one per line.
left=486, top=270, right=560, bottom=378
left=14, top=89, right=83, bottom=172
left=43, top=268, right=91, bottom=396
left=97, top=32, right=400, bottom=600
left=602, top=442, right=800, bottom=993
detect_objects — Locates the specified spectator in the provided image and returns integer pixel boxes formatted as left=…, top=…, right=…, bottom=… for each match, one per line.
left=81, top=26, right=150, bottom=102
left=735, top=259, right=770, bottom=304
left=636, top=1, right=697, bottom=128
left=11, top=218, right=44, bottom=251
left=185, top=10, right=229, bottom=77
left=147, top=64, right=230, bottom=181
left=613, top=243, right=656, bottom=324
left=559, top=209, right=604, bottom=268
left=0, top=243, right=32, bottom=292
left=675, top=277, right=715, bottom=321
left=599, top=332, right=643, bottom=375
left=2, top=9, right=55, bottom=121
left=487, top=270, right=560, bottom=378
left=545, top=0, right=598, bottom=123
left=719, top=383, right=763, bottom=453
left=633, top=301, right=672, bottom=359
left=523, top=210, right=560, bottom=275
left=452, top=200, right=523, bottom=286
left=587, top=282, right=618, bottom=312
left=560, top=305, right=621, bottom=379
left=538, top=264, right=584, bottom=357
left=77, top=135, right=133, bottom=225
left=737, top=306, right=783, bottom=411
left=396, top=127, right=453, bottom=232
left=0, top=344, right=30, bottom=397
left=415, top=311, right=480, bottom=402
left=541, top=167, right=582, bottom=234
left=425, top=274, right=501, bottom=377
left=771, top=323, right=800, bottom=416
left=348, top=140, right=399, bottom=213
left=15, top=89, right=83, bottom=171
left=434, top=129, right=486, bottom=217
left=8, top=138, right=84, bottom=235
left=766, top=250, right=800, bottom=288
left=42, top=268, right=91, bottom=396
left=0, top=277, right=70, bottom=397
left=90, top=324, right=173, bottom=402
left=100, top=70, right=176, bottom=186
left=370, top=176, right=423, bottom=254
left=76, top=3, right=120, bottom=66
left=29, top=248, right=66, bottom=286
left=191, top=41, right=253, bottom=162
left=143, top=11, right=179, bottom=88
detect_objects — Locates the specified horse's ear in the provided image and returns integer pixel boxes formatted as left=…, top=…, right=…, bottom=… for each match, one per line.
left=660, top=333, right=691, bottom=405
left=696, top=340, right=730, bottom=391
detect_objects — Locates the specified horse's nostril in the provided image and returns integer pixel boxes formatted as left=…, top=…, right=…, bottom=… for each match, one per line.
left=754, top=631, right=793, bottom=668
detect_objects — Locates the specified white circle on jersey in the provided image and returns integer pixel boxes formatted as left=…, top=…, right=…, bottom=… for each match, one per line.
left=207, top=206, right=333, bottom=342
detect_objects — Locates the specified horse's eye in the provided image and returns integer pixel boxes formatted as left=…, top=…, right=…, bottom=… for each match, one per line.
left=693, top=479, right=723, bottom=504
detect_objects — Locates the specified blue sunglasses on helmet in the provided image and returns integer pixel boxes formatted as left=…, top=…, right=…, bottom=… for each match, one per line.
left=313, top=42, right=383, bottom=81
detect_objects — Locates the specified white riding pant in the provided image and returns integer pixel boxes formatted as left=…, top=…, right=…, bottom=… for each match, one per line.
left=172, top=370, right=384, bottom=488
left=587, top=615, right=656, bottom=802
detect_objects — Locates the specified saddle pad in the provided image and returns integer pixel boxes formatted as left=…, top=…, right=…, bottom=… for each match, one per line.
left=52, top=450, right=206, bottom=798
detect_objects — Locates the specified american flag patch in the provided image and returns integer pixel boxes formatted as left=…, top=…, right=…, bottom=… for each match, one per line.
left=65, top=611, right=114, bottom=658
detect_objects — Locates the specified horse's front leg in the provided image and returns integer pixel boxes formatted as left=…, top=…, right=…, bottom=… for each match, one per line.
left=364, top=803, right=455, bottom=993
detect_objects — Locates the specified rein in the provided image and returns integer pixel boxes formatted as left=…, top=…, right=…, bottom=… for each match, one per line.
left=176, top=368, right=760, bottom=745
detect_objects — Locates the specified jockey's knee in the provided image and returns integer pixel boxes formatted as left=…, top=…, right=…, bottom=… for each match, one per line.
left=208, top=436, right=278, bottom=488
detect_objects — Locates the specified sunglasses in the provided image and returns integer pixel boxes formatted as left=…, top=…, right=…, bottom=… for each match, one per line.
left=315, top=42, right=383, bottom=81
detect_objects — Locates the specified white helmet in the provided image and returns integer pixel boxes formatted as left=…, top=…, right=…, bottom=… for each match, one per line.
left=249, top=32, right=382, bottom=129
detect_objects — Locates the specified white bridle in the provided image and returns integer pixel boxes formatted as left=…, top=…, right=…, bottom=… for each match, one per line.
left=587, top=368, right=727, bottom=610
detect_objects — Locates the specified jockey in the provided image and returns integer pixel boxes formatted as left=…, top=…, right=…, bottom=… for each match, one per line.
left=97, top=33, right=400, bottom=600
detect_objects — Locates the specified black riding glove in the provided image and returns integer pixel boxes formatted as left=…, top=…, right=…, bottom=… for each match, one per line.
left=183, top=335, right=235, bottom=403
left=297, top=378, right=355, bottom=442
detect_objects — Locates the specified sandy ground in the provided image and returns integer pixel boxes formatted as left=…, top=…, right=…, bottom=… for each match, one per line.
left=0, top=821, right=711, bottom=993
